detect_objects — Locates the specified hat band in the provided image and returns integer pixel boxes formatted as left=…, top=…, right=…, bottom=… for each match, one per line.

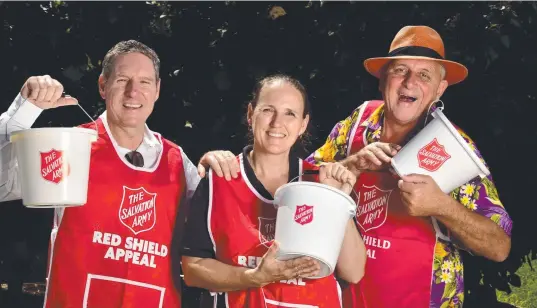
left=388, top=46, right=443, bottom=60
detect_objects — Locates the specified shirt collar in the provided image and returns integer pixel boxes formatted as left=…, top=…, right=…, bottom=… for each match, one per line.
left=360, top=102, right=385, bottom=131
left=99, top=111, right=162, bottom=151
left=359, top=101, right=442, bottom=145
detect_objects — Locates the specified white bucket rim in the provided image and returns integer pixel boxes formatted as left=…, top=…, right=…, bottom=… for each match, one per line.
left=10, top=127, right=98, bottom=142
left=274, top=181, right=357, bottom=216
left=431, top=109, right=490, bottom=178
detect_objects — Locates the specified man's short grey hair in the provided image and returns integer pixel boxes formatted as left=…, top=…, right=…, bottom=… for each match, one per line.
left=439, top=64, right=446, bottom=79
left=380, top=59, right=446, bottom=80
left=101, top=40, right=160, bottom=80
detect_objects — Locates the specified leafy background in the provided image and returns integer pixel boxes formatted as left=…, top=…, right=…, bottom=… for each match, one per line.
left=0, top=1, right=535, bottom=307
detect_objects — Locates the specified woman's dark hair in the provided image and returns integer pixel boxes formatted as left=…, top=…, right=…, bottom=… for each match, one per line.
left=246, top=74, right=312, bottom=157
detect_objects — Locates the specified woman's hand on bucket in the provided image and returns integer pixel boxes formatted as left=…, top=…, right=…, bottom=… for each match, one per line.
left=319, top=163, right=357, bottom=195
left=248, top=241, right=320, bottom=287
left=20, top=75, right=78, bottom=109
left=342, top=142, right=401, bottom=175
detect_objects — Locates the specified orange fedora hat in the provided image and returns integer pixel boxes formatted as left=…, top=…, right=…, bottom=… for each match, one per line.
left=363, top=25, right=468, bottom=85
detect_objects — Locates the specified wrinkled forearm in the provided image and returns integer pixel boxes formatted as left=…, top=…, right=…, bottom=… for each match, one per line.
left=434, top=195, right=511, bottom=262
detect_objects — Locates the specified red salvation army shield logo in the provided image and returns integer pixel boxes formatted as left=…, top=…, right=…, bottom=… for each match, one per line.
left=119, top=186, right=157, bottom=235
left=417, top=138, right=451, bottom=172
left=258, top=217, right=276, bottom=248
left=356, top=185, right=392, bottom=232
left=294, top=205, right=314, bottom=225
left=40, top=149, right=70, bottom=184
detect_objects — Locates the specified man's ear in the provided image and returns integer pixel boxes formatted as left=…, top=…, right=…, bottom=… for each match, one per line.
left=436, top=80, right=448, bottom=99
left=98, top=75, right=107, bottom=99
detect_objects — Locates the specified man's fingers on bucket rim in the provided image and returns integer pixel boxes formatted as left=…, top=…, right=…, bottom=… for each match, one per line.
left=379, top=142, right=400, bottom=156
left=390, top=143, right=402, bottom=151
left=364, top=151, right=383, bottom=166
left=401, top=173, right=428, bottom=184
left=370, top=146, right=392, bottom=162
left=397, top=179, right=417, bottom=192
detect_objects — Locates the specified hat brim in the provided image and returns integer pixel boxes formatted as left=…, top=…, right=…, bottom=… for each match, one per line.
left=363, top=56, right=468, bottom=85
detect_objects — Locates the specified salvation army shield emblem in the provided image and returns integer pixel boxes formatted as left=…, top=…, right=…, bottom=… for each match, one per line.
left=258, top=217, right=276, bottom=248
left=40, top=149, right=69, bottom=184
left=119, top=186, right=157, bottom=235
left=356, top=185, right=392, bottom=232
left=417, top=138, right=451, bottom=172
left=294, top=205, right=314, bottom=225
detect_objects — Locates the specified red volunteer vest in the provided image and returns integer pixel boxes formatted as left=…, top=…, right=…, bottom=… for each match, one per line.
left=209, top=154, right=341, bottom=308
left=343, top=101, right=436, bottom=308
left=44, top=118, right=185, bottom=308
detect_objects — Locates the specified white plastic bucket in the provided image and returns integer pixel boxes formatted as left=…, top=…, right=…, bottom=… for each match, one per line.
left=273, top=181, right=356, bottom=279
left=391, top=108, right=490, bottom=193
left=10, top=127, right=98, bottom=207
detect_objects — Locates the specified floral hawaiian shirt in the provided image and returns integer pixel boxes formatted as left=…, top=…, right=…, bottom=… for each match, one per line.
left=305, top=101, right=513, bottom=308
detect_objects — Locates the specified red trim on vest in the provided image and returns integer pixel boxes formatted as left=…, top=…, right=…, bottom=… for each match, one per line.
left=348, top=100, right=384, bottom=155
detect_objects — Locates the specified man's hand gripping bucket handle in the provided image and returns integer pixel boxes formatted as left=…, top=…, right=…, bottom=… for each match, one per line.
left=18, top=94, right=98, bottom=139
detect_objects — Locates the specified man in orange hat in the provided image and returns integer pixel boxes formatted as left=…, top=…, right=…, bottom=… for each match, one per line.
left=306, top=25, right=513, bottom=307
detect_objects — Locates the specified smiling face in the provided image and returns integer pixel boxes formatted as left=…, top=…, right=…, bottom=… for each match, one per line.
left=380, top=58, right=448, bottom=126
left=247, top=80, right=309, bottom=156
left=98, top=52, right=160, bottom=130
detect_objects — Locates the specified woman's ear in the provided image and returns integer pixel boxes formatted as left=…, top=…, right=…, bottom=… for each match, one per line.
left=300, top=114, right=310, bottom=136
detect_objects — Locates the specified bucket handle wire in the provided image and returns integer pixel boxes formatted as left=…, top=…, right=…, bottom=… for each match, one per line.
left=15, top=94, right=98, bottom=132
left=423, top=99, right=445, bottom=128
left=74, top=99, right=98, bottom=132
left=288, top=169, right=360, bottom=211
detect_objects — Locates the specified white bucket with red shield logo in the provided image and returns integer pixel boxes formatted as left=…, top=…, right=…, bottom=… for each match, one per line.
left=390, top=108, right=490, bottom=193
left=10, top=127, right=97, bottom=207
left=273, top=181, right=356, bottom=279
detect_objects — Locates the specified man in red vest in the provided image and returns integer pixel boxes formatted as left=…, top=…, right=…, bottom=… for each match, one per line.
left=0, top=40, right=211, bottom=307
left=305, top=25, right=512, bottom=308
left=203, top=26, right=513, bottom=308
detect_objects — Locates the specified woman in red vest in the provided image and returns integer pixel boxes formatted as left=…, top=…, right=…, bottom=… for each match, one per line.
left=180, top=74, right=366, bottom=308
